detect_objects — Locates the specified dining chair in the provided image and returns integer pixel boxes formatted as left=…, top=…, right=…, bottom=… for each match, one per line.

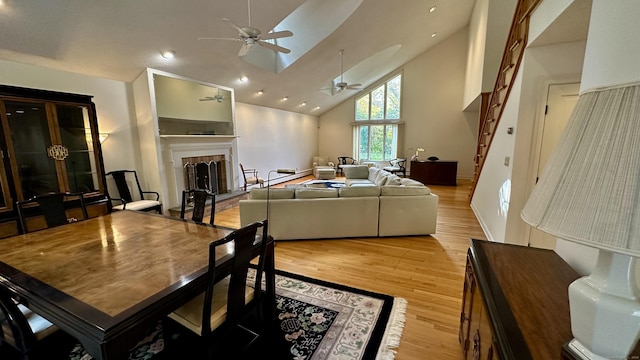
left=239, top=164, right=264, bottom=191
left=336, top=156, right=356, bottom=176
left=180, top=189, right=216, bottom=225
left=383, top=158, right=407, bottom=177
left=16, top=192, right=89, bottom=234
left=165, top=220, right=269, bottom=358
left=0, top=286, right=58, bottom=359
left=105, top=170, right=162, bottom=213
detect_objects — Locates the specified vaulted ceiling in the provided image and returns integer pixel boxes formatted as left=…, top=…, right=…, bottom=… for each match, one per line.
left=0, top=0, right=476, bottom=115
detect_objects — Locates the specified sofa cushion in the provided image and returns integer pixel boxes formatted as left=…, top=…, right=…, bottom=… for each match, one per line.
left=400, top=178, right=424, bottom=187
left=385, top=174, right=402, bottom=186
left=368, top=167, right=381, bottom=182
left=343, top=165, right=369, bottom=179
left=250, top=188, right=295, bottom=199
left=381, top=185, right=431, bottom=196
left=374, top=171, right=389, bottom=186
left=339, top=186, right=381, bottom=197
left=295, top=188, right=339, bottom=199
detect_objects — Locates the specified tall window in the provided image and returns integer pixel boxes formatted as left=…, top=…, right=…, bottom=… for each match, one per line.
left=354, top=74, right=401, bottom=161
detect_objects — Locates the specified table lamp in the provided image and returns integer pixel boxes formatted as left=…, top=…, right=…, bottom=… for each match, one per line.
left=521, top=82, right=640, bottom=360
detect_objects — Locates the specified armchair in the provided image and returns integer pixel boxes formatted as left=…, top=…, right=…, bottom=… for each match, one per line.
left=312, top=156, right=336, bottom=180
left=240, top=164, right=264, bottom=191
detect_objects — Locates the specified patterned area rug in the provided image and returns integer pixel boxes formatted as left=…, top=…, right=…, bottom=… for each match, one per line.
left=267, top=271, right=407, bottom=360
left=66, top=271, right=406, bottom=360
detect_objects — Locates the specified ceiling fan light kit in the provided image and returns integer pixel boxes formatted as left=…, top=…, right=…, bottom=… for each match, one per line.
left=198, top=0, right=293, bottom=57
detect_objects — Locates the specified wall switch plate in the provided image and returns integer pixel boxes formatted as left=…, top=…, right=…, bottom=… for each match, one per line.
left=504, top=156, right=510, bottom=166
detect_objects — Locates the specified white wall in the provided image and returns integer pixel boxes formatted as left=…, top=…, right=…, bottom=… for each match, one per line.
left=319, top=27, right=478, bottom=180
left=235, top=103, right=318, bottom=184
left=463, top=0, right=517, bottom=109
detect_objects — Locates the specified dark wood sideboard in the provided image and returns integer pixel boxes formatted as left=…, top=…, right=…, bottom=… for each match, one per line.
left=409, top=160, right=457, bottom=186
left=459, top=239, right=580, bottom=360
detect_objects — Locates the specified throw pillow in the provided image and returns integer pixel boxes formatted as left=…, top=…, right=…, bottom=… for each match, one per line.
left=368, top=167, right=381, bottom=182
left=374, top=171, right=389, bottom=186
left=400, top=178, right=425, bottom=187
left=385, top=174, right=402, bottom=186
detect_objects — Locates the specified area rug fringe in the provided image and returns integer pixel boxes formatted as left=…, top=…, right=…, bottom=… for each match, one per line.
left=375, top=297, right=407, bottom=360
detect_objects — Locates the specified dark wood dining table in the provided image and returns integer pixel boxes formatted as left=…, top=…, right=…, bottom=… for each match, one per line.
left=0, top=210, right=274, bottom=360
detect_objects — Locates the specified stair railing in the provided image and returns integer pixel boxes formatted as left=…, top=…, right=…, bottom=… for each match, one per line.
left=469, top=0, right=542, bottom=201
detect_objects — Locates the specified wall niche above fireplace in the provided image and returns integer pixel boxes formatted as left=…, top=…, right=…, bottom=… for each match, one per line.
left=153, top=74, right=234, bottom=136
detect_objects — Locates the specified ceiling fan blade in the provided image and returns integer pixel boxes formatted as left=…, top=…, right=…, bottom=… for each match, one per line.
left=199, top=97, right=215, bottom=101
left=238, top=43, right=251, bottom=57
left=222, top=18, right=249, bottom=37
left=346, top=83, right=362, bottom=89
left=260, top=30, right=293, bottom=40
left=257, top=41, right=291, bottom=54
left=198, top=37, right=242, bottom=42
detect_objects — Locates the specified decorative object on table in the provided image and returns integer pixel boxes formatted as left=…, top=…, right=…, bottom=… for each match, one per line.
left=106, top=170, right=162, bottom=213
left=410, top=148, right=424, bottom=161
left=239, top=163, right=264, bottom=191
left=521, top=82, right=640, bottom=360
left=427, top=156, right=439, bottom=161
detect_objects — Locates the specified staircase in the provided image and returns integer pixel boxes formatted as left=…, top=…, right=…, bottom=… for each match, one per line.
left=469, top=0, right=542, bottom=201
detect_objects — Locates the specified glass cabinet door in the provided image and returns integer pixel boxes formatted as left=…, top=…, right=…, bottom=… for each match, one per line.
left=4, top=100, right=60, bottom=200
left=56, top=104, right=100, bottom=194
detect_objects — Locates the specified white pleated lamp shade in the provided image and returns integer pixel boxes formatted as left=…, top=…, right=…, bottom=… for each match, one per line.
left=521, top=82, right=640, bottom=256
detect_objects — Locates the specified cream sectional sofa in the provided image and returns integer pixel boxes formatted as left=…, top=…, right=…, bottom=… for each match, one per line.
left=239, top=165, right=438, bottom=240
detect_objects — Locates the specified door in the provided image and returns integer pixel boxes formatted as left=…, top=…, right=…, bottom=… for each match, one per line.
left=529, top=83, right=579, bottom=249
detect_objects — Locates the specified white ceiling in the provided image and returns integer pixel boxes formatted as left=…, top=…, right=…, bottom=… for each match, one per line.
left=0, top=0, right=476, bottom=115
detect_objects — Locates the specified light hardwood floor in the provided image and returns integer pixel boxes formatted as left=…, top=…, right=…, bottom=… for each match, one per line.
left=214, top=177, right=486, bottom=359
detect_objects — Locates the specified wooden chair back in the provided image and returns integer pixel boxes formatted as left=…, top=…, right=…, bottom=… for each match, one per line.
left=202, top=220, right=267, bottom=335
left=0, top=286, right=56, bottom=356
left=16, top=192, right=88, bottom=233
left=180, top=189, right=216, bottom=225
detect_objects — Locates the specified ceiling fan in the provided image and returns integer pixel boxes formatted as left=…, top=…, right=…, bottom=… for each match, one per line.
left=198, top=0, right=293, bottom=57
left=323, top=50, right=362, bottom=93
left=199, top=88, right=224, bottom=103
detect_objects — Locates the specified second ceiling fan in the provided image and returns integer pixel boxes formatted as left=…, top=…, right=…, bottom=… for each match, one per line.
left=198, top=0, right=293, bottom=57
left=323, top=50, right=362, bottom=93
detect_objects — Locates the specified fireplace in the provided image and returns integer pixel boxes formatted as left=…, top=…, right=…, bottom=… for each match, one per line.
left=166, top=140, right=236, bottom=210
left=182, top=155, right=228, bottom=194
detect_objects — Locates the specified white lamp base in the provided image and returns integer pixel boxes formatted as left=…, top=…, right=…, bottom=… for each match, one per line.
left=568, top=251, right=640, bottom=360
left=566, top=339, right=610, bottom=360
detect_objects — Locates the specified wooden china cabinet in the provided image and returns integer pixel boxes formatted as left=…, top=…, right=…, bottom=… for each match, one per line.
left=0, top=85, right=108, bottom=237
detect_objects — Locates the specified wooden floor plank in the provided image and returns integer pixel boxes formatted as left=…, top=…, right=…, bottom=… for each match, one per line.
left=212, top=177, right=486, bottom=360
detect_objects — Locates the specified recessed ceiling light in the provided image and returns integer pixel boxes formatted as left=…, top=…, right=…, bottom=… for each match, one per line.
left=430, top=32, right=438, bottom=38
left=282, top=96, right=289, bottom=101
left=299, top=102, right=307, bottom=107
left=161, top=50, right=176, bottom=59
left=429, top=6, right=437, bottom=13
left=312, top=106, right=320, bottom=111
left=240, top=76, right=249, bottom=82
left=257, top=90, right=264, bottom=95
